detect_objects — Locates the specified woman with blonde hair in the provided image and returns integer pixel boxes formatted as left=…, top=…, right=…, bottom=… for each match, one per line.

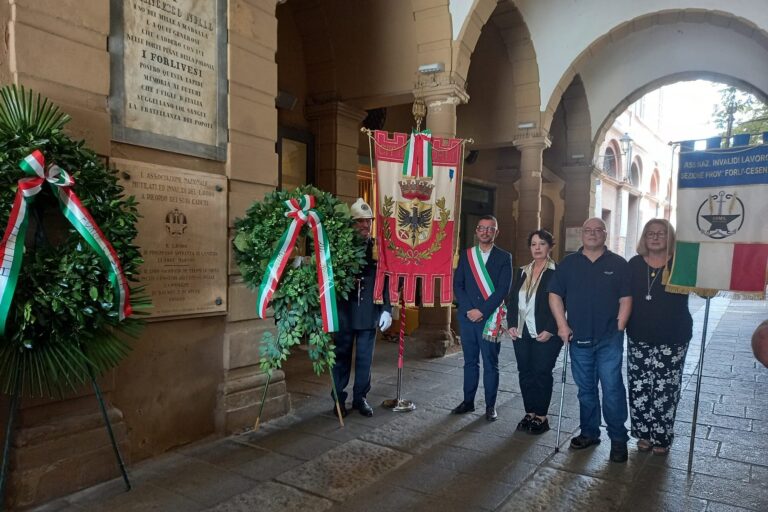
left=626, top=219, right=692, bottom=455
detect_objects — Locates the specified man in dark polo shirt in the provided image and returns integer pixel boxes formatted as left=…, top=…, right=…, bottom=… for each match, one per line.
left=548, top=217, right=632, bottom=463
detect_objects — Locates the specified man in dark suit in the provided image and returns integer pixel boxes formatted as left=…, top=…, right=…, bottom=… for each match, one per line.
left=452, top=215, right=513, bottom=421
left=332, top=198, right=392, bottom=418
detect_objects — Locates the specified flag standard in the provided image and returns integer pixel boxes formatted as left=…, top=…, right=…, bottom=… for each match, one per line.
left=372, top=130, right=462, bottom=307
left=668, top=143, right=768, bottom=296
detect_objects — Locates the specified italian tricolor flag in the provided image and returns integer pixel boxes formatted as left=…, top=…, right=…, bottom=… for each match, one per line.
left=671, top=242, right=768, bottom=292
left=668, top=143, right=768, bottom=296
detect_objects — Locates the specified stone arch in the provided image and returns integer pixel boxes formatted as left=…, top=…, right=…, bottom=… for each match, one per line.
left=543, top=9, right=768, bottom=138
left=449, top=0, right=498, bottom=88
left=650, top=168, right=661, bottom=196
left=630, top=158, right=642, bottom=187
left=592, top=71, right=767, bottom=156
left=455, top=1, right=542, bottom=131
left=546, top=75, right=592, bottom=170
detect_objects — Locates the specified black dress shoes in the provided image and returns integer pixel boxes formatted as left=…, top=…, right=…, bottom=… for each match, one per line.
left=352, top=398, right=373, bottom=417
left=570, top=434, right=600, bottom=450
left=451, top=401, right=475, bottom=414
left=332, top=403, right=348, bottom=418
left=517, top=414, right=534, bottom=431
left=609, top=441, right=628, bottom=463
left=485, top=407, right=498, bottom=422
left=527, top=417, right=550, bottom=435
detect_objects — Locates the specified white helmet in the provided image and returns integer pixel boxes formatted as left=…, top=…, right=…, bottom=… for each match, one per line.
left=350, top=198, right=373, bottom=220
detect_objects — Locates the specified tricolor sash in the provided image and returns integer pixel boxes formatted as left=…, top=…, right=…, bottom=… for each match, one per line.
left=0, top=151, right=132, bottom=335
left=467, top=246, right=506, bottom=342
left=255, top=195, right=339, bottom=332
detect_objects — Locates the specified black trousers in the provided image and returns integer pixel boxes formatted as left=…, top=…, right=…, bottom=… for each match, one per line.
left=513, top=328, right=563, bottom=416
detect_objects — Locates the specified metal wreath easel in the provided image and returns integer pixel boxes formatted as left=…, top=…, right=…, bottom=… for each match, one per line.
left=0, top=208, right=131, bottom=510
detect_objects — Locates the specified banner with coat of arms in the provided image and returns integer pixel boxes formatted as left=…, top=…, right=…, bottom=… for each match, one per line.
left=372, top=130, right=463, bottom=307
left=668, top=142, right=768, bottom=297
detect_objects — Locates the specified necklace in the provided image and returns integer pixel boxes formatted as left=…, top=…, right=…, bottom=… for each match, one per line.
left=646, top=263, right=662, bottom=301
left=524, top=261, right=546, bottom=303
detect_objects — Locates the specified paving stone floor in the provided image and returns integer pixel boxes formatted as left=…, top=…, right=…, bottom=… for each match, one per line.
left=31, top=296, right=768, bottom=511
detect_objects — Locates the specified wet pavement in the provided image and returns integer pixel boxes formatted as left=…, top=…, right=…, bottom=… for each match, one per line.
left=31, top=296, right=768, bottom=511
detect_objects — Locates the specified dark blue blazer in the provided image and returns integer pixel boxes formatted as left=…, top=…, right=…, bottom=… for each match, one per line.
left=453, top=246, right=513, bottom=321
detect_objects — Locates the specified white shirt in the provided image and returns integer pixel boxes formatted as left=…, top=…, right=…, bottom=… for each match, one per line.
left=480, top=248, right=491, bottom=264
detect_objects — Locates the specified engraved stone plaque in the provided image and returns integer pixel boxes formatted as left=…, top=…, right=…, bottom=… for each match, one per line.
left=113, top=159, right=227, bottom=318
left=110, top=0, right=227, bottom=160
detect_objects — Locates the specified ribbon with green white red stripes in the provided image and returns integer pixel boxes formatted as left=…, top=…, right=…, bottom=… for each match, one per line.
left=0, top=150, right=132, bottom=335
left=467, top=246, right=507, bottom=341
left=402, top=130, right=432, bottom=178
left=255, top=195, right=338, bottom=332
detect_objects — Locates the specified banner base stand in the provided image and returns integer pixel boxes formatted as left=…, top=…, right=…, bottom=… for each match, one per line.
left=382, top=398, right=416, bottom=412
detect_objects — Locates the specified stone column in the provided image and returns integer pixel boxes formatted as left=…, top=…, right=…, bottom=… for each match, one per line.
left=219, top=0, right=289, bottom=435
left=306, top=101, right=367, bottom=204
left=561, top=164, right=599, bottom=232
left=411, top=83, right=468, bottom=357
left=512, top=135, right=551, bottom=265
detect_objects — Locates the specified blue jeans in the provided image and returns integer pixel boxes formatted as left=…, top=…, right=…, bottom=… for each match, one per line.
left=459, top=319, right=501, bottom=408
left=331, top=328, right=376, bottom=405
left=569, top=330, right=629, bottom=442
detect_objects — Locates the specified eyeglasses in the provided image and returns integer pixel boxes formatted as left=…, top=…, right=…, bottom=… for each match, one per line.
left=476, top=226, right=497, bottom=233
left=582, top=228, right=605, bottom=235
left=645, top=231, right=667, bottom=239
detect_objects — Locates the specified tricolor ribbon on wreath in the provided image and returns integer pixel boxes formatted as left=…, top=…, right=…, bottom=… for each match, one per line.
left=467, top=246, right=507, bottom=341
left=0, top=150, right=133, bottom=335
left=255, top=194, right=339, bottom=332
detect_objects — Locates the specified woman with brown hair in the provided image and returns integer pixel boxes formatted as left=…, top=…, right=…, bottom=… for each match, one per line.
left=506, top=230, right=563, bottom=435
left=627, top=219, right=692, bottom=455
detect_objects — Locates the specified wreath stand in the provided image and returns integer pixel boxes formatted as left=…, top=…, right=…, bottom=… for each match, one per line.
left=0, top=208, right=131, bottom=510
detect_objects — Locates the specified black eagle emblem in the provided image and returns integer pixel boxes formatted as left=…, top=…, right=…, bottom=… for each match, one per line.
left=398, top=204, right=432, bottom=247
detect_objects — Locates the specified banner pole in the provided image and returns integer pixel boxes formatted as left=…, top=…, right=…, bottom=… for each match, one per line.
left=687, top=296, right=711, bottom=473
left=382, top=295, right=415, bottom=412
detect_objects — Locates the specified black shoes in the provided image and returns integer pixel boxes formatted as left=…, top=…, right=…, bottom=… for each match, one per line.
left=609, top=441, right=628, bottom=463
left=570, top=434, right=601, bottom=450
left=352, top=398, right=373, bottom=417
left=486, top=407, right=498, bottom=422
left=517, top=414, right=534, bottom=432
left=332, top=403, right=348, bottom=418
left=527, top=416, right=550, bottom=435
left=451, top=401, right=475, bottom=414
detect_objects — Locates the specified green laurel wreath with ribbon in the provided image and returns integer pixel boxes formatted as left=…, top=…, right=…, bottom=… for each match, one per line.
left=232, top=186, right=366, bottom=375
left=0, top=85, right=148, bottom=397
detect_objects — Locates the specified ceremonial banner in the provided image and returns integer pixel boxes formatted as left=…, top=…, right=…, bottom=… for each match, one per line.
left=372, top=130, right=462, bottom=307
left=669, top=143, right=768, bottom=296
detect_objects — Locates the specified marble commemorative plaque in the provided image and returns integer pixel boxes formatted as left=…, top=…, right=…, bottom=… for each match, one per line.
left=110, top=0, right=227, bottom=160
left=113, top=159, right=227, bottom=318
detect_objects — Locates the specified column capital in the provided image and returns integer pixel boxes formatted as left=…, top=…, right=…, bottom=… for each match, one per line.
left=419, top=82, right=470, bottom=107
left=305, top=100, right=367, bottom=123
left=513, top=134, right=552, bottom=152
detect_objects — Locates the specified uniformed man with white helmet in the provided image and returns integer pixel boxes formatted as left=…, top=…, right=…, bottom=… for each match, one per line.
left=331, top=198, right=392, bottom=417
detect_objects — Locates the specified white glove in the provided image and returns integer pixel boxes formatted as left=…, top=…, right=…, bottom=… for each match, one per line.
left=291, top=256, right=304, bottom=269
left=378, top=311, right=392, bottom=331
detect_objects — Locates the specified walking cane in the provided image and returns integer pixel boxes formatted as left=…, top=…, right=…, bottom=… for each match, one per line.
left=554, top=343, right=570, bottom=453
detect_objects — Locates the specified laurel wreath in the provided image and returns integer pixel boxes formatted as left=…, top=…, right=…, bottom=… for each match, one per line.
left=0, top=86, right=148, bottom=397
left=232, top=186, right=366, bottom=375
left=381, top=195, right=450, bottom=263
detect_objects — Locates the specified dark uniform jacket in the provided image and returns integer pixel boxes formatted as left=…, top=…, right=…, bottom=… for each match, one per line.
left=337, top=239, right=392, bottom=331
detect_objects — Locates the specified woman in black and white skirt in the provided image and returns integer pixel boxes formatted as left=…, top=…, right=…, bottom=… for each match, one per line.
left=627, top=219, right=693, bottom=455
